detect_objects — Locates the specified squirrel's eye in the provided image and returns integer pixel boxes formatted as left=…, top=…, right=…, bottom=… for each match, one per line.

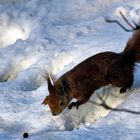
left=59, top=100, right=64, bottom=107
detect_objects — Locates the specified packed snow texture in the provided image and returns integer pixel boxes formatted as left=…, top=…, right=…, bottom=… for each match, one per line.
left=0, top=0, right=139, bottom=140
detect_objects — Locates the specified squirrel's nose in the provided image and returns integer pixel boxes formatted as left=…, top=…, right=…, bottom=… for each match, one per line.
left=52, top=112, right=57, bottom=116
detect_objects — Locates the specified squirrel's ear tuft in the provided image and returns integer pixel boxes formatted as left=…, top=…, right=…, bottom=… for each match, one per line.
left=43, top=73, right=55, bottom=93
left=47, top=76, right=54, bottom=93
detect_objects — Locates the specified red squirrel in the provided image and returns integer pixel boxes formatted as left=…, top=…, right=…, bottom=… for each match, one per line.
left=42, top=29, right=140, bottom=116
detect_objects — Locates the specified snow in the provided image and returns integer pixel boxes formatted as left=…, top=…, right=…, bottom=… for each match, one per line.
left=0, top=0, right=139, bottom=140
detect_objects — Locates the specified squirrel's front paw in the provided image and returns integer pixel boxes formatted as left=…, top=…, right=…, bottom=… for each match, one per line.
left=68, top=102, right=79, bottom=110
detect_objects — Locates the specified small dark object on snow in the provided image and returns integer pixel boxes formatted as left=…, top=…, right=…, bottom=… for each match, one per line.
left=23, top=132, right=28, bottom=138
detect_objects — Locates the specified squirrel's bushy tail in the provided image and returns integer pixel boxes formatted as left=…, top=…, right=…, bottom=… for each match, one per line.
left=122, top=29, right=140, bottom=63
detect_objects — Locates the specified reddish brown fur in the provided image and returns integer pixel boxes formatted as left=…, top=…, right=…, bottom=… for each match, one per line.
left=43, top=29, right=140, bottom=116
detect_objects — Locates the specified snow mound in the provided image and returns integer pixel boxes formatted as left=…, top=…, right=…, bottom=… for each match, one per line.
left=0, top=0, right=139, bottom=140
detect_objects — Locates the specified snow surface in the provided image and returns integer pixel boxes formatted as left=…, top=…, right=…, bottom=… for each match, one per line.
left=0, top=0, right=139, bottom=140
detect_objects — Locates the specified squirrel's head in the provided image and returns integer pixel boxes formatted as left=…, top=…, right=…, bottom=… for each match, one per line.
left=42, top=74, right=71, bottom=116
